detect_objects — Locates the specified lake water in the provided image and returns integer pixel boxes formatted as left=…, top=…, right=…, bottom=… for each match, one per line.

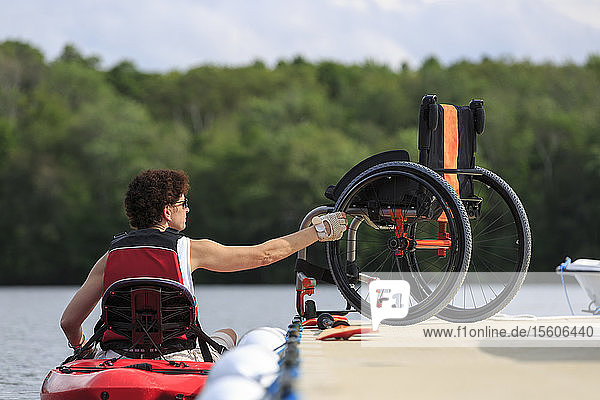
left=0, top=277, right=592, bottom=400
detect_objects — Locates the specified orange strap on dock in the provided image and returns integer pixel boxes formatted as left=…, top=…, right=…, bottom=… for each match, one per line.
left=441, top=104, right=459, bottom=194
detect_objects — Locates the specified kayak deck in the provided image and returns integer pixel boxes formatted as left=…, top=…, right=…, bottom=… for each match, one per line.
left=41, top=358, right=213, bottom=400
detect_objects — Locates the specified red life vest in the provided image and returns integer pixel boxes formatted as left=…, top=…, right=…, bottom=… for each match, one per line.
left=103, top=228, right=187, bottom=292
left=101, top=228, right=195, bottom=349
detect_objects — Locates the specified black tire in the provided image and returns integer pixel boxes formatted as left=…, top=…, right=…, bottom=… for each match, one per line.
left=436, top=167, right=531, bottom=322
left=317, top=313, right=335, bottom=329
left=326, top=162, right=472, bottom=326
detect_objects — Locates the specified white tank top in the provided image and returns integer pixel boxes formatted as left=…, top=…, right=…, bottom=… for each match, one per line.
left=176, top=236, right=194, bottom=295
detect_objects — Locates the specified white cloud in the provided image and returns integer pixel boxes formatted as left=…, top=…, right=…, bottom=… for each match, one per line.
left=0, top=0, right=598, bottom=71
left=353, top=29, right=413, bottom=65
left=327, top=0, right=371, bottom=12
left=544, top=0, right=600, bottom=30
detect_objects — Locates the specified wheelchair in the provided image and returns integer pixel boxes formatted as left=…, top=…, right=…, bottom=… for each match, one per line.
left=296, top=95, right=531, bottom=325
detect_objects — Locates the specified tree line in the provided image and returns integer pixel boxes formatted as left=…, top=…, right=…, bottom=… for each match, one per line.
left=1, top=40, right=599, bottom=285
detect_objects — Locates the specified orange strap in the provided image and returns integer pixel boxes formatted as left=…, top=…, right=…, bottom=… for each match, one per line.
left=441, top=104, right=459, bottom=194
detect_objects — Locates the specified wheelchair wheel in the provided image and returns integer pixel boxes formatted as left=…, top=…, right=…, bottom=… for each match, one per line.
left=436, top=167, right=531, bottom=322
left=326, top=162, right=472, bottom=326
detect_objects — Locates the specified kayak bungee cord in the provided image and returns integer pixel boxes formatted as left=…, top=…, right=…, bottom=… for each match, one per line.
left=57, top=363, right=210, bottom=375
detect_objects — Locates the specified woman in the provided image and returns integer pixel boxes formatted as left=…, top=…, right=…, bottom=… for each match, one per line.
left=60, top=169, right=346, bottom=361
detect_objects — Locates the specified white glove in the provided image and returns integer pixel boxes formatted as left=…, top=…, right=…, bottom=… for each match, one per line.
left=312, top=212, right=347, bottom=241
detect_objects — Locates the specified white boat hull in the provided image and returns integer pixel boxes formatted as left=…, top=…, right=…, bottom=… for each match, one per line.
left=557, top=259, right=600, bottom=309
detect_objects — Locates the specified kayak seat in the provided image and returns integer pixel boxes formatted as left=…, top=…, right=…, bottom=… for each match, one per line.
left=100, top=277, right=200, bottom=359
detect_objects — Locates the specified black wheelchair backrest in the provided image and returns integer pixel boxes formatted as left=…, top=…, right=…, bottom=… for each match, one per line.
left=418, top=95, right=485, bottom=198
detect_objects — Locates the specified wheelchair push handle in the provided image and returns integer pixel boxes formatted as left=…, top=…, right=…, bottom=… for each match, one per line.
left=469, top=99, right=485, bottom=135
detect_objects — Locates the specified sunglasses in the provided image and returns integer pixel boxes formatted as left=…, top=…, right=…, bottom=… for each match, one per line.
left=172, top=198, right=189, bottom=209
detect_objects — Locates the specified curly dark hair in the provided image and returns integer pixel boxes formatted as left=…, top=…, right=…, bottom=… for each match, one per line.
left=125, top=169, right=190, bottom=229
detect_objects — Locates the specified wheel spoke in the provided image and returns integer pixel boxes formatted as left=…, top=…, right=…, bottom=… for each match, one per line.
left=438, top=168, right=529, bottom=322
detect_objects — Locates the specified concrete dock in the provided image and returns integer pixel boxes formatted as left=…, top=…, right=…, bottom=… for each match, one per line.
left=298, top=316, right=600, bottom=399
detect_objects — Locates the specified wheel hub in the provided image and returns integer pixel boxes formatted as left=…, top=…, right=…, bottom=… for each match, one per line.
left=388, top=236, right=405, bottom=250
left=387, top=235, right=415, bottom=253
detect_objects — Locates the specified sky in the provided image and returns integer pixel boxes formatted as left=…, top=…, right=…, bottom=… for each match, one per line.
left=1, top=0, right=599, bottom=72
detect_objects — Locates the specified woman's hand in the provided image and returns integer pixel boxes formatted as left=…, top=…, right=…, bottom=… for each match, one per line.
left=312, top=212, right=347, bottom=241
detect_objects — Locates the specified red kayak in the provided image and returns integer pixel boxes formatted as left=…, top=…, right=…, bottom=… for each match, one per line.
left=42, top=278, right=225, bottom=399
left=41, top=358, right=213, bottom=400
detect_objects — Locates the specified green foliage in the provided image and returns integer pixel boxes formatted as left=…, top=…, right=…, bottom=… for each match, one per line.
left=1, top=41, right=599, bottom=284
left=58, top=44, right=101, bottom=69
